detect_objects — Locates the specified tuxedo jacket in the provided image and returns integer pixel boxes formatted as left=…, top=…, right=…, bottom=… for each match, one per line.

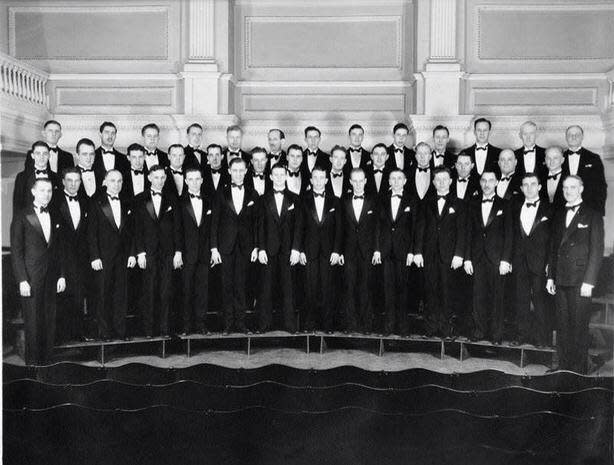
left=179, top=191, right=214, bottom=265
left=511, top=198, right=552, bottom=275
left=496, top=172, right=522, bottom=201
left=430, top=148, right=456, bottom=170
left=202, top=165, right=230, bottom=197
left=364, top=165, right=391, bottom=198
left=120, top=169, right=150, bottom=206
left=13, top=169, right=60, bottom=214
left=341, top=193, right=379, bottom=259
left=210, top=184, right=260, bottom=255
left=547, top=203, right=604, bottom=287
left=301, top=149, right=331, bottom=179
left=385, top=145, right=415, bottom=174
left=465, top=195, right=513, bottom=266
left=51, top=192, right=89, bottom=277
left=163, top=167, right=186, bottom=199
left=24, top=147, right=74, bottom=174
left=10, top=204, right=65, bottom=287
left=562, top=148, right=607, bottom=216
left=266, top=151, right=287, bottom=174
left=285, top=170, right=311, bottom=197
left=257, top=189, right=301, bottom=256
left=143, top=148, right=169, bottom=174
left=377, top=191, right=418, bottom=260
left=183, top=145, right=207, bottom=172
left=295, top=192, right=342, bottom=259
left=462, top=144, right=501, bottom=177
left=406, top=166, right=436, bottom=202
left=542, top=171, right=566, bottom=212
left=77, top=168, right=103, bottom=200
left=345, top=147, right=372, bottom=174
left=134, top=190, right=182, bottom=258
left=326, top=171, right=352, bottom=199
left=93, top=147, right=129, bottom=186
left=87, top=192, right=133, bottom=263
left=450, top=173, right=480, bottom=202
left=414, top=194, right=466, bottom=264
left=244, top=170, right=273, bottom=196
left=514, top=145, right=547, bottom=182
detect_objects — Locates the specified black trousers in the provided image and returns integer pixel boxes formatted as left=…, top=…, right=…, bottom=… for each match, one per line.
left=21, top=272, right=56, bottom=364
left=424, top=256, right=455, bottom=337
left=343, top=252, right=373, bottom=332
left=57, top=265, right=87, bottom=343
left=182, top=260, right=209, bottom=333
left=304, top=255, right=335, bottom=331
left=382, top=256, right=410, bottom=335
left=221, top=247, right=249, bottom=331
left=259, top=252, right=295, bottom=332
left=93, top=255, right=127, bottom=339
left=472, top=259, right=505, bottom=341
left=140, top=254, right=172, bottom=336
left=556, top=285, right=591, bottom=374
left=515, top=259, right=549, bottom=345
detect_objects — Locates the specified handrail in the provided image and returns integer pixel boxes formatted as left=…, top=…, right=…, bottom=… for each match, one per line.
left=0, top=52, right=48, bottom=107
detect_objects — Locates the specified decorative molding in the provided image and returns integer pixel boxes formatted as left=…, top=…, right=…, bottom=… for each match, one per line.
left=48, top=74, right=179, bottom=81
left=188, top=0, right=216, bottom=61
left=471, top=87, right=598, bottom=107
left=429, top=0, right=457, bottom=61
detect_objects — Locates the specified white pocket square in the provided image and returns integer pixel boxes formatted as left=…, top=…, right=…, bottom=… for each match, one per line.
left=288, top=204, right=295, bottom=211
left=449, top=207, right=455, bottom=214
left=404, top=206, right=411, bottom=212
left=247, top=201, right=254, bottom=207
left=55, top=224, right=60, bottom=229
left=329, top=208, right=335, bottom=212
left=166, top=206, right=172, bottom=212
left=578, top=223, right=589, bottom=229
left=585, top=164, right=593, bottom=168
left=496, top=210, right=503, bottom=216
left=206, top=209, right=212, bottom=215
left=367, top=210, right=373, bottom=215
left=540, top=216, right=548, bottom=222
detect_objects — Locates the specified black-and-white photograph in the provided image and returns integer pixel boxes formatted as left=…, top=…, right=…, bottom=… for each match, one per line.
left=1, top=0, right=613, bottom=463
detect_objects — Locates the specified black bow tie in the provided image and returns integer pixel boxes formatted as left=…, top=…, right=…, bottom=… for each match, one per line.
left=288, top=171, right=300, bottom=178
left=132, top=169, right=143, bottom=175
left=66, top=194, right=78, bottom=202
left=35, top=169, right=48, bottom=175
left=568, top=150, right=580, bottom=155
left=107, top=194, right=119, bottom=201
left=253, top=173, right=264, bottom=180
left=49, top=148, right=58, bottom=154
left=547, top=172, right=561, bottom=180
left=79, top=167, right=93, bottom=173
left=171, top=169, right=183, bottom=176
left=37, top=205, right=49, bottom=213
left=476, top=146, right=488, bottom=152
left=150, top=191, right=161, bottom=197
left=433, top=152, right=445, bottom=158
left=231, top=183, right=243, bottom=190
left=457, top=178, right=468, bottom=183
left=437, top=194, right=447, bottom=201
left=274, top=189, right=284, bottom=195
left=525, top=200, right=539, bottom=208
left=308, top=151, right=318, bottom=157
left=482, top=197, right=494, bottom=204
left=313, top=192, right=325, bottom=198
left=373, top=169, right=384, bottom=174
left=189, top=193, right=201, bottom=200
left=353, top=195, right=364, bottom=200
left=417, top=167, right=429, bottom=173
left=210, top=168, right=221, bottom=175
left=146, top=151, right=156, bottom=157
left=523, top=148, right=535, bottom=154
left=332, top=172, right=343, bottom=178
left=394, top=148, right=403, bottom=155
left=350, top=148, right=361, bottom=154
left=391, top=194, right=402, bottom=199
left=228, top=150, right=240, bottom=156
left=102, top=149, right=114, bottom=155
left=566, top=204, right=581, bottom=212
left=500, top=176, right=512, bottom=182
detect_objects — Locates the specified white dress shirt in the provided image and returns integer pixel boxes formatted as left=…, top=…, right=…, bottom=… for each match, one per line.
left=565, top=201, right=582, bottom=228
left=373, top=168, right=384, bottom=193
left=391, top=193, right=402, bottom=220
left=34, top=204, right=51, bottom=242
left=252, top=174, right=266, bottom=196
left=432, top=151, right=445, bottom=167
left=394, top=146, right=405, bottom=170
left=145, top=152, right=160, bottom=169
left=79, top=166, right=97, bottom=197
left=330, top=171, right=344, bottom=198
left=171, top=169, right=184, bottom=196
left=437, top=193, right=448, bottom=216
left=520, top=198, right=540, bottom=235
left=131, top=169, right=145, bottom=195
left=568, top=150, right=581, bottom=175
left=231, top=185, right=245, bottom=213
left=190, top=147, right=201, bottom=165
left=496, top=172, right=514, bottom=198
left=522, top=147, right=536, bottom=173
left=274, top=190, right=284, bottom=216
left=189, top=192, right=203, bottom=227
left=481, top=195, right=495, bottom=226
left=350, top=148, right=362, bottom=168
left=102, top=150, right=115, bottom=171
left=307, top=153, right=318, bottom=172
left=352, top=195, right=364, bottom=222
left=415, top=167, right=430, bottom=199
left=547, top=171, right=562, bottom=203
left=211, top=168, right=221, bottom=190
left=48, top=148, right=59, bottom=173
left=65, top=192, right=81, bottom=229
left=151, top=190, right=162, bottom=217
left=475, top=145, right=488, bottom=174
left=34, top=167, right=49, bottom=179
left=107, top=194, right=122, bottom=228
left=456, top=177, right=469, bottom=199
left=286, top=171, right=302, bottom=195
left=313, top=191, right=325, bottom=222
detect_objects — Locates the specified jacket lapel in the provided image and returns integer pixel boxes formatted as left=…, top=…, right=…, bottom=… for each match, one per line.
left=561, top=205, right=583, bottom=245
left=145, top=193, right=157, bottom=221
left=484, top=197, right=499, bottom=228
left=100, top=196, right=120, bottom=230
left=186, top=197, right=199, bottom=226
left=25, top=207, right=47, bottom=244
left=528, top=201, right=548, bottom=236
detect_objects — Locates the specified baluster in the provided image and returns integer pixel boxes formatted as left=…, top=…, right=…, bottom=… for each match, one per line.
left=0, top=63, right=6, bottom=93
left=35, top=78, right=41, bottom=104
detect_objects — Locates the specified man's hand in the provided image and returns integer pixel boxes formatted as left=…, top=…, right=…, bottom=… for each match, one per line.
left=499, top=261, right=512, bottom=275
left=464, top=260, right=474, bottom=276
left=91, top=259, right=103, bottom=271
left=137, top=254, right=146, bottom=270
left=580, top=283, right=594, bottom=298
left=413, top=254, right=424, bottom=268
left=289, top=250, right=300, bottom=266
left=338, top=255, right=345, bottom=266
left=330, top=253, right=339, bottom=266
left=127, top=256, right=136, bottom=268
left=300, top=252, right=307, bottom=266
left=546, top=279, right=556, bottom=295
left=451, top=256, right=463, bottom=270
left=210, top=248, right=222, bottom=267
left=173, top=251, right=183, bottom=270
left=406, top=253, right=414, bottom=267
left=372, top=251, right=382, bottom=265
left=258, top=250, right=268, bottom=265
left=19, top=281, right=31, bottom=297
left=57, top=277, right=66, bottom=293
left=250, top=248, right=259, bottom=263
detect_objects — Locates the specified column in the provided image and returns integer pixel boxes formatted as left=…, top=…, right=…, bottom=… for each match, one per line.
left=181, top=0, right=220, bottom=114
left=422, top=0, right=463, bottom=115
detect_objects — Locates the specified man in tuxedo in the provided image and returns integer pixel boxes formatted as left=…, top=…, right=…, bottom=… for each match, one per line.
left=178, top=167, right=214, bottom=335
left=245, top=147, right=271, bottom=196
left=414, top=167, right=466, bottom=337
left=24, top=120, right=74, bottom=174
left=134, top=165, right=183, bottom=337
left=295, top=166, right=342, bottom=331
left=547, top=175, right=604, bottom=373
left=14, top=141, right=59, bottom=214
left=431, top=125, right=456, bottom=169
left=11, top=178, right=66, bottom=364
left=94, top=121, right=129, bottom=185
left=224, top=125, right=250, bottom=165
left=203, top=143, right=229, bottom=196
left=75, top=138, right=100, bottom=199
left=341, top=168, right=379, bottom=333
left=451, top=153, right=480, bottom=201
left=210, top=158, right=260, bottom=333
left=496, top=149, right=521, bottom=200
left=327, top=145, right=352, bottom=199
left=302, top=126, right=331, bottom=178
left=346, top=124, right=371, bottom=172
left=365, top=143, right=390, bottom=198
left=464, top=171, right=513, bottom=343
left=407, top=142, right=435, bottom=202
left=386, top=122, right=415, bottom=174
left=88, top=170, right=135, bottom=341
left=184, top=123, right=206, bottom=172
left=563, top=125, right=607, bottom=216
left=514, top=121, right=547, bottom=182
left=164, top=144, right=187, bottom=199
left=267, top=129, right=287, bottom=172
left=285, top=144, right=309, bottom=196
left=257, top=164, right=301, bottom=332
left=121, top=143, right=149, bottom=205
left=52, top=167, right=89, bottom=343
left=544, top=146, right=566, bottom=210
left=377, top=169, right=418, bottom=335
left=512, top=173, right=552, bottom=347
left=141, top=123, right=169, bottom=173
left=463, top=118, right=501, bottom=178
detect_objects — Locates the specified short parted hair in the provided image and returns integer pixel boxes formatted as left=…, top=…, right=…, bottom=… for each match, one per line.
left=433, top=125, right=450, bottom=137
left=127, top=143, right=145, bottom=155
left=271, top=164, right=287, bottom=175
left=184, top=167, right=202, bottom=177
left=456, top=151, right=472, bottom=162
left=207, top=143, right=223, bottom=153
left=304, top=126, right=321, bottom=137
left=393, top=123, right=410, bottom=134
left=563, top=174, right=584, bottom=186
left=311, top=165, right=328, bottom=177
left=31, top=140, right=50, bottom=152
left=187, top=123, right=203, bottom=134
left=433, top=166, right=452, bottom=178
left=99, top=121, right=117, bottom=133
left=167, top=144, right=185, bottom=154
left=545, top=145, right=564, bottom=156
left=565, top=125, right=584, bottom=135
left=371, top=142, right=388, bottom=153
left=330, top=145, right=348, bottom=157
left=250, top=146, right=268, bottom=157
left=388, top=168, right=406, bottom=178
left=521, top=172, right=540, bottom=184
left=349, top=167, right=366, bottom=179
left=348, top=124, right=364, bottom=134
left=141, top=123, right=160, bottom=136
left=287, top=144, right=303, bottom=155
left=104, top=169, right=123, bottom=180
left=474, top=118, right=492, bottom=130
left=61, top=166, right=81, bottom=179
left=268, top=128, right=285, bottom=139
left=43, top=120, right=61, bottom=130
left=147, top=164, right=165, bottom=175
left=520, top=121, right=537, bottom=131
left=226, top=125, right=242, bottom=134
left=415, top=141, right=432, bottom=153
left=32, top=178, right=53, bottom=189
left=481, top=170, right=498, bottom=179
left=229, top=157, right=247, bottom=169
left=76, top=138, right=96, bottom=154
